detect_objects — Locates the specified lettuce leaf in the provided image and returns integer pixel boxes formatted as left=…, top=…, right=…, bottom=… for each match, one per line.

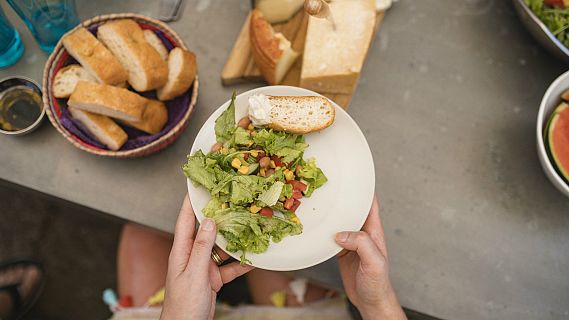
left=232, top=127, right=253, bottom=146
left=215, top=91, right=237, bottom=143
left=183, top=150, right=217, bottom=191
left=298, top=158, right=328, bottom=197
left=258, top=181, right=284, bottom=207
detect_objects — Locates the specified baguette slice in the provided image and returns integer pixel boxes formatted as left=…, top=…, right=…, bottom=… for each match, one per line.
left=68, top=106, right=128, bottom=151
left=68, top=81, right=147, bottom=122
left=53, top=65, right=97, bottom=98
left=62, top=27, right=128, bottom=86
left=249, top=94, right=335, bottom=134
left=249, top=9, right=299, bottom=85
left=157, top=48, right=197, bottom=101
left=121, top=100, right=168, bottom=135
left=143, top=30, right=169, bottom=61
left=97, top=19, right=168, bottom=92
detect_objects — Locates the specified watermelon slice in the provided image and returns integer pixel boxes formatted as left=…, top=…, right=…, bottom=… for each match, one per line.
left=546, top=102, right=569, bottom=182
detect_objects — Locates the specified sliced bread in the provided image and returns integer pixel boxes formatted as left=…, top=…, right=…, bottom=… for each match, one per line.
left=156, top=48, right=197, bottom=101
left=120, top=100, right=168, bottom=135
left=68, top=81, right=147, bottom=122
left=97, top=19, right=168, bottom=92
left=53, top=64, right=97, bottom=98
left=143, top=29, right=169, bottom=61
left=249, top=94, right=335, bottom=134
left=68, top=106, right=128, bottom=151
left=62, top=27, right=128, bottom=86
left=249, top=9, right=299, bottom=85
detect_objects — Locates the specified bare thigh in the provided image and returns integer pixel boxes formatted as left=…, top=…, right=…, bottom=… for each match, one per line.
left=117, top=223, right=173, bottom=307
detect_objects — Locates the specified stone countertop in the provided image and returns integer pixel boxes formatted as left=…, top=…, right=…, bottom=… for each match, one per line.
left=1, top=0, right=568, bottom=319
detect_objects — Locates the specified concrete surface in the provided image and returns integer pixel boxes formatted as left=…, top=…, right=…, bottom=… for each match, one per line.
left=0, top=0, right=568, bottom=319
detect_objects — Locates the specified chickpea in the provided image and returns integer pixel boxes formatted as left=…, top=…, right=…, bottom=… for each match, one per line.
left=265, top=169, right=275, bottom=177
left=259, top=156, right=271, bottom=168
left=237, top=116, right=252, bottom=129
left=211, top=142, right=223, bottom=152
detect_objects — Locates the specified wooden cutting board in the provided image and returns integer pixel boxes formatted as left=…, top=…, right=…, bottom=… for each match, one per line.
left=221, top=9, right=385, bottom=109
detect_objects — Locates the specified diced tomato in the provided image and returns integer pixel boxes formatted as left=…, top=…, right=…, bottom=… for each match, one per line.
left=287, top=180, right=307, bottom=192
left=290, top=199, right=301, bottom=212
left=243, top=153, right=249, bottom=161
left=545, top=0, right=569, bottom=7
left=271, top=155, right=284, bottom=167
left=260, top=207, right=273, bottom=217
left=119, top=296, right=133, bottom=307
left=291, top=190, right=303, bottom=199
left=255, top=151, right=266, bottom=160
left=284, top=198, right=294, bottom=210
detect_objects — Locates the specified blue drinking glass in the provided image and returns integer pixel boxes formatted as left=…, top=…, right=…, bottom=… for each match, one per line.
left=0, top=6, right=24, bottom=68
left=7, top=0, right=80, bottom=53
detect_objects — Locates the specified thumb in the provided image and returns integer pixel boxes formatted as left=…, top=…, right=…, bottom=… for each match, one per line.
left=335, top=231, right=384, bottom=267
left=187, top=218, right=217, bottom=273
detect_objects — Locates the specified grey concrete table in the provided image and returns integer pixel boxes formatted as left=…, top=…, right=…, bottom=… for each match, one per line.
left=1, top=0, right=568, bottom=319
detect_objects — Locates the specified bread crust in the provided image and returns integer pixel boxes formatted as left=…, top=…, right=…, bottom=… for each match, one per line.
left=121, top=100, right=168, bottom=134
left=68, top=81, right=147, bottom=122
left=68, top=106, right=128, bottom=151
left=62, top=27, right=128, bottom=86
left=53, top=64, right=97, bottom=98
left=156, top=48, right=197, bottom=101
left=249, top=9, right=282, bottom=85
left=97, top=19, right=168, bottom=92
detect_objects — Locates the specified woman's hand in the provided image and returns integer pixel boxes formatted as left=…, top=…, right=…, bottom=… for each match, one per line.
left=335, top=196, right=407, bottom=320
left=160, top=196, right=254, bottom=320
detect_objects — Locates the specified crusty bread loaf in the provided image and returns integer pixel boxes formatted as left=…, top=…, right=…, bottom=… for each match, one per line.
left=267, top=96, right=335, bottom=134
left=121, top=100, right=168, bottom=135
left=53, top=64, right=97, bottom=98
left=143, top=29, right=169, bottom=61
left=97, top=19, right=168, bottom=92
left=156, top=48, right=196, bottom=101
left=62, top=27, right=128, bottom=86
left=68, top=106, right=128, bottom=151
left=249, top=9, right=299, bottom=85
left=68, top=81, right=147, bottom=122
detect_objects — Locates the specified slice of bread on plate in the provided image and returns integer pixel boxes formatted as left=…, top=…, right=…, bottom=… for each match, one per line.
left=68, top=106, right=128, bottom=151
left=53, top=64, right=97, bottom=98
left=62, top=27, right=128, bottom=86
left=157, top=48, right=197, bottom=101
left=97, top=19, right=168, bottom=92
left=120, top=100, right=168, bottom=135
left=248, top=94, right=335, bottom=134
left=68, top=81, right=147, bottom=122
left=249, top=9, right=299, bottom=85
left=143, top=29, right=169, bottom=61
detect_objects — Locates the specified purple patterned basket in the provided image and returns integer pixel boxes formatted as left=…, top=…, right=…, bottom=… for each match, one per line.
left=42, top=13, right=199, bottom=157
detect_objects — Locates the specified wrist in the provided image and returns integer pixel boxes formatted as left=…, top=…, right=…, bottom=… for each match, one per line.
left=359, top=286, right=406, bottom=320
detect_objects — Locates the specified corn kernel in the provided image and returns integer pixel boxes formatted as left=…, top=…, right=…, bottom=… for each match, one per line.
left=231, top=158, right=241, bottom=169
left=284, top=169, right=294, bottom=181
left=250, top=204, right=261, bottom=213
left=238, top=166, right=250, bottom=175
left=291, top=216, right=300, bottom=224
left=279, top=196, right=286, bottom=202
left=270, top=160, right=276, bottom=168
left=221, top=147, right=229, bottom=155
left=221, top=202, right=228, bottom=209
left=250, top=150, right=259, bottom=158
left=247, top=123, right=255, bottom=131
left=246, top=142, right=253, bottom=147
left=259, top=168, right=266, bottom=177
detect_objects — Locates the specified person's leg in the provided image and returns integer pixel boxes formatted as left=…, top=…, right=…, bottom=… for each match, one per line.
left=117, top=223, right=173, bottom=307
left=246, top=269, right=330, bottom=306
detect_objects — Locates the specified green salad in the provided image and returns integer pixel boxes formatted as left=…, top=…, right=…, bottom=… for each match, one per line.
left=183, top=93, right=328, bottom=263
left=526, top=0, right=569, bottom=48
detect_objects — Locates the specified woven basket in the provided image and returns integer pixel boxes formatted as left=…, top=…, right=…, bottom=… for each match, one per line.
left=42, top=13, right=198, bottom=157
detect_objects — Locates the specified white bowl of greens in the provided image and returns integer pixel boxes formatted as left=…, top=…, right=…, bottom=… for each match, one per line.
left=185, top=86, right=375, bottom=271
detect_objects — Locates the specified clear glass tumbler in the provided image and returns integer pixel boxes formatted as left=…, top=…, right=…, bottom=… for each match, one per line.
left=0, top=6, right=24, bottom=68
left=7, top=0, right=79, bottom=53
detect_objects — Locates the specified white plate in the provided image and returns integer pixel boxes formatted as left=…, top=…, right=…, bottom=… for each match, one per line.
left=187, top=86, right=375, bottom=271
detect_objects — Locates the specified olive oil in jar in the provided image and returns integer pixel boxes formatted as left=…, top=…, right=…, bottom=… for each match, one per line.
left=0, top=86, right=42, bottom=132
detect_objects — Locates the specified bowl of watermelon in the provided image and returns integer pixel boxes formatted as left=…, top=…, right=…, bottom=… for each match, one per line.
left=537, top=70, right=569, bottom=198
